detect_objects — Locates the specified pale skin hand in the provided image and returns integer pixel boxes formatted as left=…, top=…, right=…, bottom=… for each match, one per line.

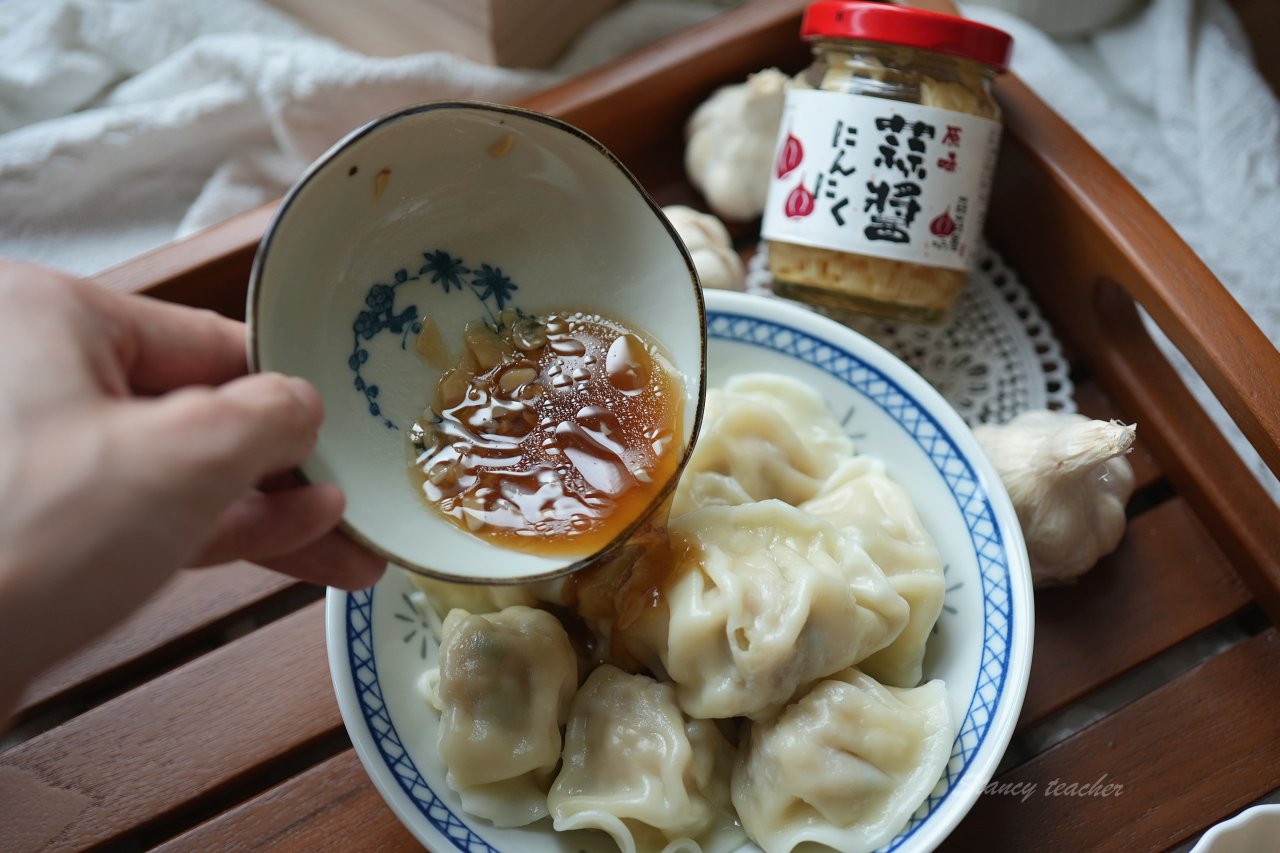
left=0, top=262, right=386, bottom=720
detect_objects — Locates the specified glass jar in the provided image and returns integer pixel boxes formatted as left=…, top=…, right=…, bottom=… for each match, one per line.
left=762, top=1, right=1013, bottom=322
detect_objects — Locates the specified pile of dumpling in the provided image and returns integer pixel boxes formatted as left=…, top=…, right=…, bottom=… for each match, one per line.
left=415, top=373, right=954, bottom=853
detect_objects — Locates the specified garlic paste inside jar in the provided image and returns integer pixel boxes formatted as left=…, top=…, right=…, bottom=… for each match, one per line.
left=409, top=310, right=683, bottom=556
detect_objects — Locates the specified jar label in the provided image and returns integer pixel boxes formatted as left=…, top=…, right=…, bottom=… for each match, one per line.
left=761, top=88, right=1001, bottom=272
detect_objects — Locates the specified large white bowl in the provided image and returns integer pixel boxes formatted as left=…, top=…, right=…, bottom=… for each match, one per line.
left=248, top=101, right=705, bottom=583
left=327, top=289, right=1034, bottom=852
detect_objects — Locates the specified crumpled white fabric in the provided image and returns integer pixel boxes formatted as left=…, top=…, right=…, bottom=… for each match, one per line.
left=0, top=0, right=722, bottom=275
left=965, top=0, right=1280, bottom=502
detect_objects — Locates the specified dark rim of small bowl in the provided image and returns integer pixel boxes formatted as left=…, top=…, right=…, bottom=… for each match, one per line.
left=246, top=100, right=708, bottom=586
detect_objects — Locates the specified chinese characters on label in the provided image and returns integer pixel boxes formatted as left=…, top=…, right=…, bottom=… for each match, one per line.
left=762, top=89, right=1001, bottom=272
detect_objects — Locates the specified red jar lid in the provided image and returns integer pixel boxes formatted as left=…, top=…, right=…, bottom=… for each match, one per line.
left=801, top=1, right=1013, bottom=71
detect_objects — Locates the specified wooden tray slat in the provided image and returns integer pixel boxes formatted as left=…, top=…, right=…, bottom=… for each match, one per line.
left=942, top=628, right=1280, bottom=852
left=0, top=601, right=338, bottom=852
left=13, top=563, right=295, bottom=720
left=94, top=204, right=276, bottom=317
left=1019, top=498, right=1251, bottom=728
left=153, top=750, right=415, bottom=853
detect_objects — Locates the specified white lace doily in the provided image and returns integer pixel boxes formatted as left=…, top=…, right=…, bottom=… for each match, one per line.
left=744, top=245, right=1074, bottom=425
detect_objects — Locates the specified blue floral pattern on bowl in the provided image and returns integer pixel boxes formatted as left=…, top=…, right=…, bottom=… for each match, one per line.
left=348, top=250, right=522, bottom=429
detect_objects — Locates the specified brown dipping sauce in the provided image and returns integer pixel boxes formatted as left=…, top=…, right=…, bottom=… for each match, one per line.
left=410, top=310, right=683, bottom=556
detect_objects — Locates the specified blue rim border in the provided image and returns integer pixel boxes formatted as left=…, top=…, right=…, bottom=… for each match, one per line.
left=343, top=308, right=1016, bottom=853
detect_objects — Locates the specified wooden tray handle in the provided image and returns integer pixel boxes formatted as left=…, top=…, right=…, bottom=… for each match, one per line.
left=919, top=0, right=1280, bottom=610
left=987, top=74, right=1280, bottom=617
left=909, top=0, right=1280, bottom=478
left=992, top=73, right=1280, bottom=482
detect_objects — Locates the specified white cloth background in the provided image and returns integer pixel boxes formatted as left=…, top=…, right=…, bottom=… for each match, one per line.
left=1, top=0, right=1276, bottom=496
left=0, top=0, right=723, bottom=274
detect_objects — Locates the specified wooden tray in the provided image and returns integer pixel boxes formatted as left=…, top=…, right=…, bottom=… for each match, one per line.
left=7, top=1, right=1280, bottom=850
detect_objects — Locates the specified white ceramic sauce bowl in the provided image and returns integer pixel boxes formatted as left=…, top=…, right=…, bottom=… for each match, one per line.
left=248, top=101, right=706, bottom=583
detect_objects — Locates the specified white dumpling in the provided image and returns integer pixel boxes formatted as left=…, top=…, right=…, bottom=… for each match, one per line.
left=548, top=665, right=745, bottom=853
left=409, top=572, right=569, bottom=624
left=671, top=469, right=756, bottom=516
left=672, top=374, right=853, bottom=517
left=732, top=668, right=953, bottom=853
left=426, top=606, right=578, bottom=826
left=620, top=500, right=909, bottom=720
left=801, top=457, right=946, bottom=687
left=719, top=373, right=854, bottom=461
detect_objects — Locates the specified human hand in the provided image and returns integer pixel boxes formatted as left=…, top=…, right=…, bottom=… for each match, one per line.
left=0, top=261, right=385, bottom=712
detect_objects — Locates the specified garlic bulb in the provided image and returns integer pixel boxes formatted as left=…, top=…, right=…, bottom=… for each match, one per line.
left=973, top=410, right=1136, bottom=587
left=684, top=68, right=788, bottom=222
left=662, top=204, right=744, bottom=291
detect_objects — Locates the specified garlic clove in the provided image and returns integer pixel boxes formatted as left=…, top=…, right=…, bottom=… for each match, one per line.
left=684, top=68, right=788, bottom=222
left=973, top=410, right=1137, bottom=588
left=663, top=204, right=745, bottom=291
left=688, top=245, right=745, bottom=291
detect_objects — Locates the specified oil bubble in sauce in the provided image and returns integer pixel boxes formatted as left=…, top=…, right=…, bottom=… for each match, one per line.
left=605, top=333, right=651, bottom=392
left=409, top=310, right=683, bottom=557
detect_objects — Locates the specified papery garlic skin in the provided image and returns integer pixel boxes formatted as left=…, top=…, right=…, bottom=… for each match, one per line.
left=663, top=204, right=745, bottom=291
left=973, top=410, right=1136, bottom=587
left=685, top=68, right=788, bottom=222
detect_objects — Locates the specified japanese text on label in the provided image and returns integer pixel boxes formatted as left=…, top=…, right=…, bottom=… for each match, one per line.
left=762, top=89, right=1001, bottom=272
